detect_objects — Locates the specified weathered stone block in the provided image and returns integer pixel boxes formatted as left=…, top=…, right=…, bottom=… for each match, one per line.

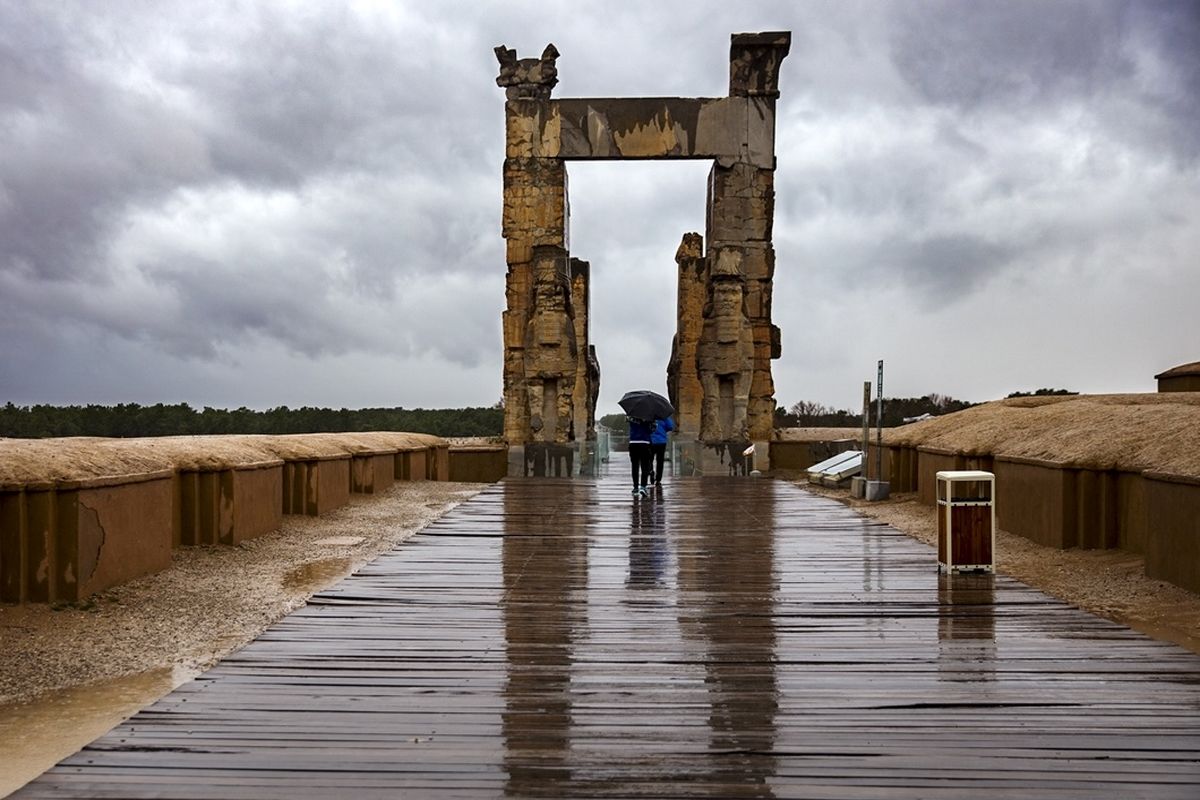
left=708, top=163, right=774, bottom=243
left=730, top=32, right=792, bottom=98
left=502, top=158, right=567, bottom=245
left=739, top=244, right=775, bottom=282
left=505, top=100, right=561, bottom=158
left=744, top=280, right=772, bottom=320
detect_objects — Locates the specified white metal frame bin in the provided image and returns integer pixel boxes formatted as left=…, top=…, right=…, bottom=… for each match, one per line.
left=936, top=470, right=996, bottom=574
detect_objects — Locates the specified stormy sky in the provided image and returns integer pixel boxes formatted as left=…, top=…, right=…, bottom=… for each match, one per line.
left=2, top=0, right=1197, bottom=414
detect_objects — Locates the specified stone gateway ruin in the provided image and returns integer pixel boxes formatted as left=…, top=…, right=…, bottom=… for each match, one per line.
left=496, top=32, right=790, bottom=473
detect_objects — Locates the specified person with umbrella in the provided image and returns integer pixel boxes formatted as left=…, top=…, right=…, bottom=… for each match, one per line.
left=619, top=391, right=675, bottom=499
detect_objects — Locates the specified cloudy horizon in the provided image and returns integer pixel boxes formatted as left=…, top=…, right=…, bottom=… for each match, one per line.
left=2, top=0, right=1197, bottom=416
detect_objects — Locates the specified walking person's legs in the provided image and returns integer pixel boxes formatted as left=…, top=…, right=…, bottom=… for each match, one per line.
left=651, top=443, right=666, bottom=483
left=637, top=444, right=653, bottom=493
left=628, top=443, right=652, bottom=496
left=629, top=445, right=642, bottom=493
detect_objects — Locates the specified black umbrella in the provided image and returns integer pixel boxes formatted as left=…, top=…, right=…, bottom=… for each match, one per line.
left=618, top=390, right=675, bottom=421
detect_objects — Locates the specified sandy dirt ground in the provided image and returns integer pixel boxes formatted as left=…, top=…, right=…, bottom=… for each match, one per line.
left=802, top=483, right=1200, bottom=655
left=0, top=481, right=485, bottom=797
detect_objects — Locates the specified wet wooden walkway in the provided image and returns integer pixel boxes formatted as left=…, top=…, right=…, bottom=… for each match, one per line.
left=16, top=477, right=1200, bottom=798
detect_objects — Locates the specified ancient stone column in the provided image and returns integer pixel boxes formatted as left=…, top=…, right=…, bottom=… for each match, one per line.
left=702, top=32, right=790, bottom=442
left=497, top=45, right=573, bottom=444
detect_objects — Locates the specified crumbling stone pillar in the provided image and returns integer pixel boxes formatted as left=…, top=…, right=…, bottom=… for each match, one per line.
left=701, top=31, right=791, bottom=443
left=500, top=156, right=571, bottom=443
left=497, top=45, right=578, bottom=445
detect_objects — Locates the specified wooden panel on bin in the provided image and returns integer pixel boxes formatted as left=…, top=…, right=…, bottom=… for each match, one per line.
left=937, top=504, right=947, bottom=564
left=951, top=505, right=992, bottom=565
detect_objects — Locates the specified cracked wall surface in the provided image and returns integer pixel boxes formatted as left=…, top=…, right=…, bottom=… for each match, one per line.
left=498, top=32, right=790, bottom=446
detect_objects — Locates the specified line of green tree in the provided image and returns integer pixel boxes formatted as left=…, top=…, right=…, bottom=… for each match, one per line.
left=772, top=388, right=1074, bottom=428
left=773, top=393, right=977, bottom=428
left=598, top=394, right=975, bottom=430
left=0, top=402, right=504, bottom=439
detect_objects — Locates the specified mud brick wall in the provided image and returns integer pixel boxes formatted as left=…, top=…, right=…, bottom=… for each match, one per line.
left=1143, top=472, right=1200, bottom=593
left=449, top=447, right=508, bottom=483
left=176, top=463, right=283, bottom=547
left=1, top=472, right=173, bottom=604
left=1, top=437, right=461, bottom=604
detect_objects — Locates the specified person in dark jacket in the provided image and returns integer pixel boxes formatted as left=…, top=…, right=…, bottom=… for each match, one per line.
left=627, top=416, right=654, bottom=497
left=649, top=416, right=675, bottom=485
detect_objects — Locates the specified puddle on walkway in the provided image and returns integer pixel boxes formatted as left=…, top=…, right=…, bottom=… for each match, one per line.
left=0, top=665, right=194, bottom=797
left=1121, top=617, right=1200, bottom=656
left=281, top=557, right=353, bottom=593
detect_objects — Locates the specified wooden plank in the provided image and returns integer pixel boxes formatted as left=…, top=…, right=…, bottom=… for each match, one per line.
left=15, top=476, right=1200, bottom=798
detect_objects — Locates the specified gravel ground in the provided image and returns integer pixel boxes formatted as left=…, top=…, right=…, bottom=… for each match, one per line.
left=802, top=483, right=1200, bottom=655
left=0, top=481, right=486, bottom=705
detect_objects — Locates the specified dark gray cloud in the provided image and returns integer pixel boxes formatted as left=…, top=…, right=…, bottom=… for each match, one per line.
left=1, top=1, right=1196, bottom=410
left=891, top=0, right=1200, bottom=159
left=893, top=2, right=1133, bottom=109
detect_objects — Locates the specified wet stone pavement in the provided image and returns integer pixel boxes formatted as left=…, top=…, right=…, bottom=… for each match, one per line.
left=16, top=476, right=1200, bottom=798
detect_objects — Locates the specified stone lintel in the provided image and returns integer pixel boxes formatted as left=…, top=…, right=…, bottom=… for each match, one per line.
left=544, top=97, right=774, bottom=168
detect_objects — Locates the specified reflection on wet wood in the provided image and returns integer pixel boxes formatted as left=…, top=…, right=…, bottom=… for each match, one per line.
left=16, top=478, right=1200, bottom=798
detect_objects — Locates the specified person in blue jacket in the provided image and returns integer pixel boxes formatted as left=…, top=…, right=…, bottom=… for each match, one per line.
left=649, top=416, right=675, bottom=486
left=627, top=416, right=654, bottom=497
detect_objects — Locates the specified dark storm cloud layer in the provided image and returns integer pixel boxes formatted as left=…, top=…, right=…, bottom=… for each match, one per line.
left=1, top=1, right=1197, bottom=408
left=892, top=1, right=1200, bottom=158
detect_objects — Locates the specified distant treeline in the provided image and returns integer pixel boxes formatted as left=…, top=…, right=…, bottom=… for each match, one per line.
left=596, top=393, right=976, bottom=431
left=774, top=394, right=976, bottom=428
left=773, top=389, right=1075, bottom=428
left=0, top=402, right=504, bottom=439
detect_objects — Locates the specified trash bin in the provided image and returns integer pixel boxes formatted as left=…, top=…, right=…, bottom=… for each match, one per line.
left=936, top=470, right=995, bottom=574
